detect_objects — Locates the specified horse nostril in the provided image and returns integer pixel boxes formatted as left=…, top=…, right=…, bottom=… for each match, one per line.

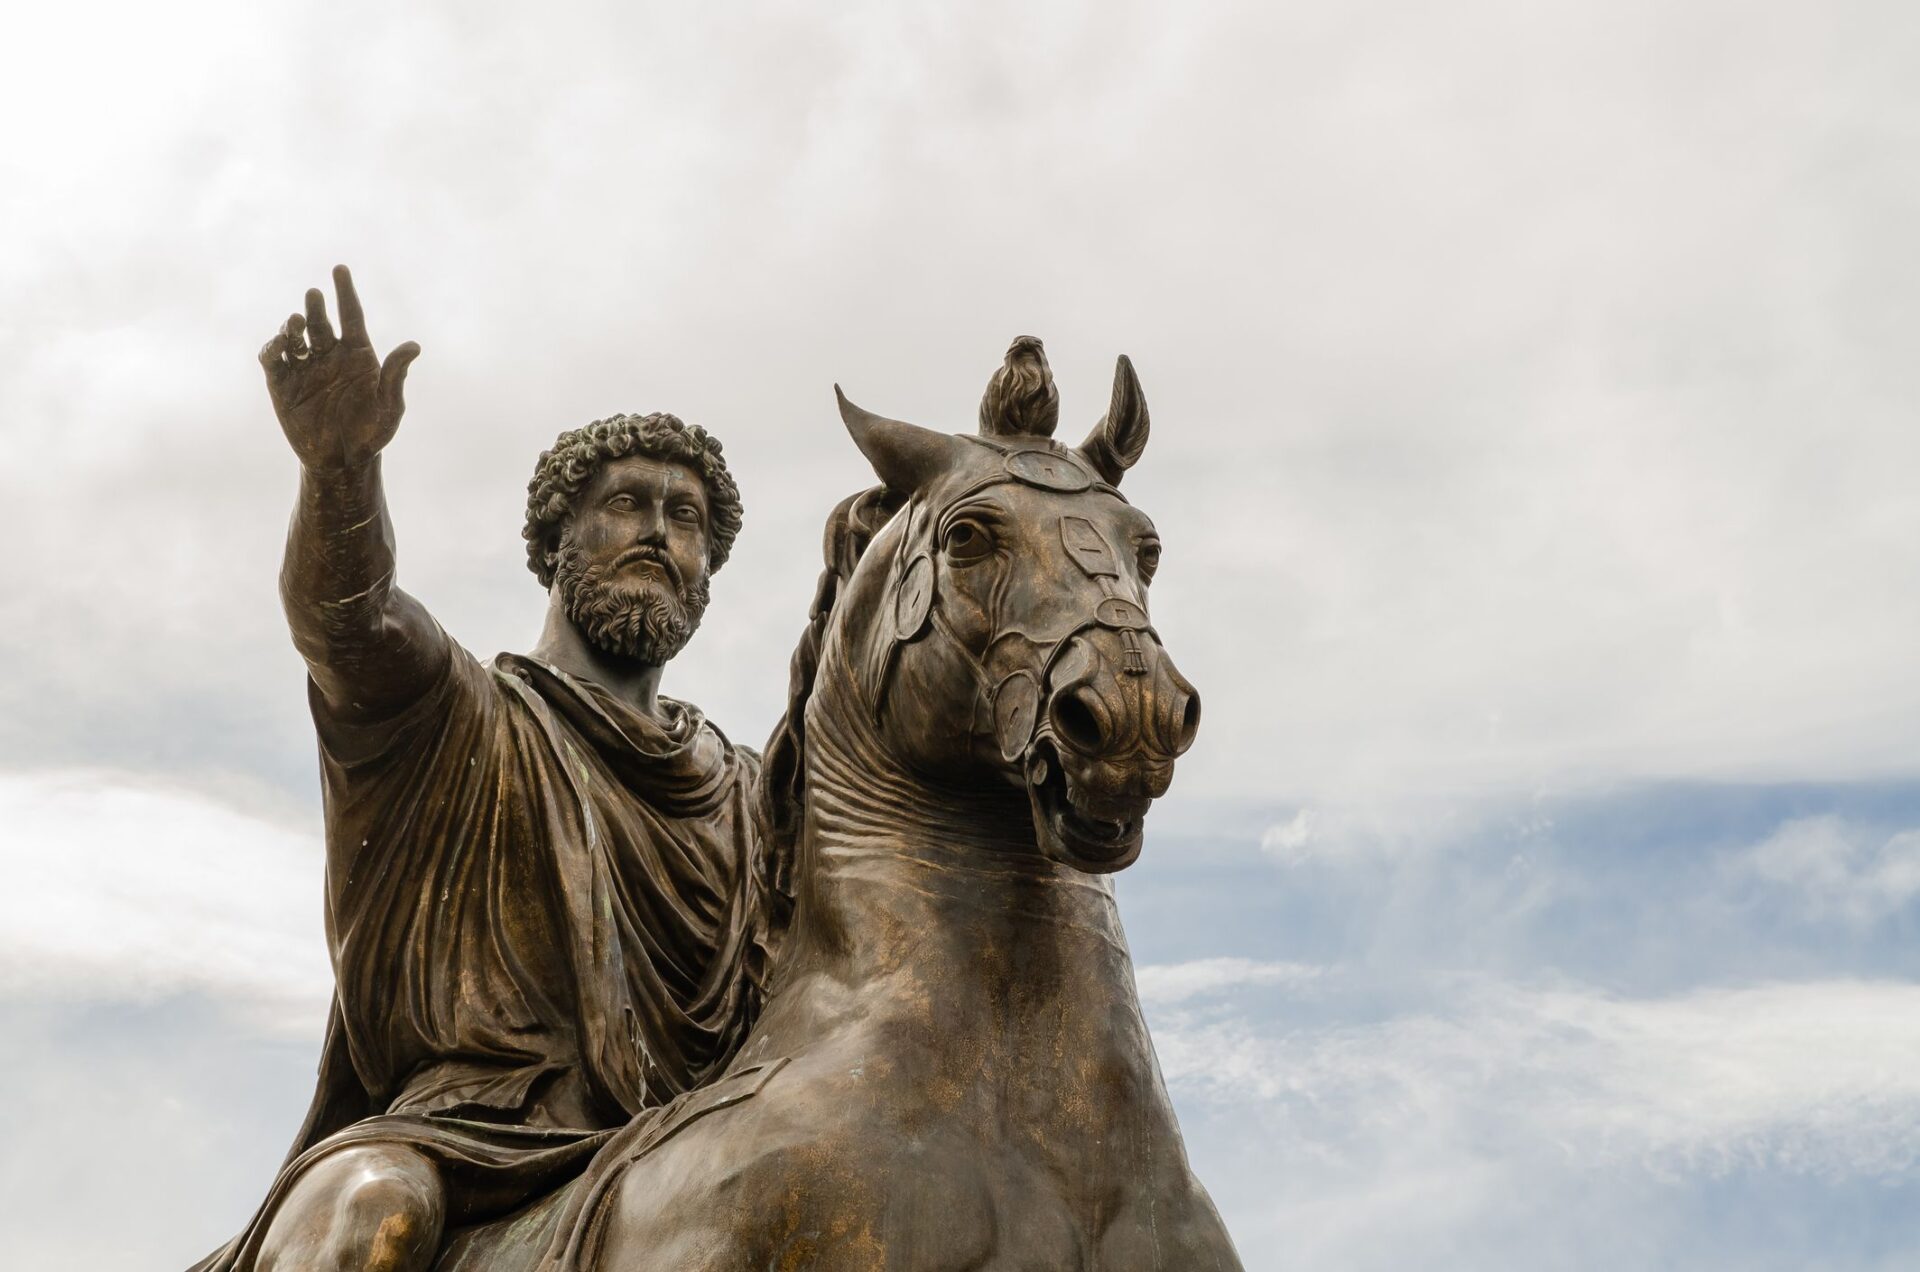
left=1052, top=688, right=1109, bottom=756
left=1172, top=688, right=1201, bottom=756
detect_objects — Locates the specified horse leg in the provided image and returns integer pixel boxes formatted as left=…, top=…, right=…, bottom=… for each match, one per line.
left=257, top=1143, right=446, bottom=1272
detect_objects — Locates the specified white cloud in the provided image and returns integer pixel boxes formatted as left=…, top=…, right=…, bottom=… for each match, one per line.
left=1731, top=815, right=1920, bottom=926
left=1166, top=977, right=1920, bottom=1175
left=1247, top=798, right=1524, bottom=872
left=1136, top=957, right=1323, bottom=1005
left=4, top=0, right=1920, bottom=811
left=1259, top=809, right=1318, bottom=863
left=0, top=770, right=330, bottom=1032
left=1154, top=976, right=1920, bottom=1269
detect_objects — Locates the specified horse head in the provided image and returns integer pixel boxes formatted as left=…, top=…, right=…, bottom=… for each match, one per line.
left=824, top=340, right=1201, bottom=873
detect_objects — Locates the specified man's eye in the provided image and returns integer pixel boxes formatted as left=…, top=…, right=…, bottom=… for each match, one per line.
left=672, top=506, right=703, bottom=524
left=607, top=494, right=637, bottom=512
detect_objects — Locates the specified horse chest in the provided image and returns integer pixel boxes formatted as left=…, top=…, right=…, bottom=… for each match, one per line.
left=727, top=1053, right=1204, bottom=1269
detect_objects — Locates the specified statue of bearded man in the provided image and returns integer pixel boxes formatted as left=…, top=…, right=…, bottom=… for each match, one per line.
left=194, top=268, right=768, bottom=1272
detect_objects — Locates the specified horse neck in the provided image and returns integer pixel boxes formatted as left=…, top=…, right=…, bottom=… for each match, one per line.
left=780, top=655, right=1145, bottom=1044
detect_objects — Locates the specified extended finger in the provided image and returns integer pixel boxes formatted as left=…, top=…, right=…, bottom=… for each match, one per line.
left=258, top=332, right=290, bottom=378
left=333, top=264, right=367, bottom=344
left=281, top=313, right=309, bottom=359
left=304, top=287, right=336, bottom=352
left=378, top=341, right=422, bottom=416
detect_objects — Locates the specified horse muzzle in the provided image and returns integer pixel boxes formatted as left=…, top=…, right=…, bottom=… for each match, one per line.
left=1021, top=631, right=1200, bottom=873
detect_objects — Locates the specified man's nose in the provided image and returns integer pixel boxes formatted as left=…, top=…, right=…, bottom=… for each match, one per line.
left=633, top=503, right=667, bottom=544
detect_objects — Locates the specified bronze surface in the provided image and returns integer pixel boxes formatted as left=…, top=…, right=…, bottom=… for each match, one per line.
left=199, top=268, right=1239, bottom=1269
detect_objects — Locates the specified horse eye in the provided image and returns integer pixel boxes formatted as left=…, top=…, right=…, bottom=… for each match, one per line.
left=944, top=520, right=995, bottom=564
left=1138, top=541, right=1162, bottom=581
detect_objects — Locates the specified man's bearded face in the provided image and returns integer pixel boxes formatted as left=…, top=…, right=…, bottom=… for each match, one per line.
left=554, top=539, right=711, bottom=664
left=552, top=455, right=714, bottom=666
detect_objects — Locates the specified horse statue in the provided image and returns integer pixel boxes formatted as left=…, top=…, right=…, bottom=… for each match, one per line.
left=442, top=339, right=1239, bottom=1269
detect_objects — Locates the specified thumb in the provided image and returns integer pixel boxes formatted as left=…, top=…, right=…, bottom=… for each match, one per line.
left=378, top=341, right=422, bottom=417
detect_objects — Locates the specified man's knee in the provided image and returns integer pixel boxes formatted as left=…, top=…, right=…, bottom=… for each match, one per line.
left=259, top=1144, right=445, bottom=1272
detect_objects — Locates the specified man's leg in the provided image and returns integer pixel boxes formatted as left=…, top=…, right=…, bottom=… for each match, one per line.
left=257, top=1143, right=445, bottom=1272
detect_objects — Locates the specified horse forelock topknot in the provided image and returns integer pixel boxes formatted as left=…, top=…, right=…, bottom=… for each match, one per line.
left=979, top=335, right=1060, bottom=439
left=522, top=411, right=744, bottom=588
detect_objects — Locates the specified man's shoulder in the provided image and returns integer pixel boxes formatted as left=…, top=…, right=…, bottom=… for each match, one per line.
left=313, top=637, right=500, bottom=766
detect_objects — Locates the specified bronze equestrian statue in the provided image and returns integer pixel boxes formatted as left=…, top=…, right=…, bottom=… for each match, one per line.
left=203, top=267, right=1240, bottom=1268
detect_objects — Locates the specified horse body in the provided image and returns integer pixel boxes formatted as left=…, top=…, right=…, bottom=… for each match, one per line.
left=593, top=349, right=1241, bottom=1270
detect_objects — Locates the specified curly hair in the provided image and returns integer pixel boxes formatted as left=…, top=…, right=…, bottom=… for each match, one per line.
left=522, top=412, right=744, bottom=587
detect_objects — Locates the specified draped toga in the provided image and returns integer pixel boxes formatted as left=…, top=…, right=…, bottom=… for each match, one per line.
left=192, top=642, right=766, bottom=1270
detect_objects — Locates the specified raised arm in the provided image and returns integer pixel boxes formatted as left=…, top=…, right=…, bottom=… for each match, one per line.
left=259, top=265, right=445, bottom=722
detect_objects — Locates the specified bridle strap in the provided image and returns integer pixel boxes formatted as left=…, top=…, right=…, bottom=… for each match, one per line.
left=889, top=455, right=1155, bottom=764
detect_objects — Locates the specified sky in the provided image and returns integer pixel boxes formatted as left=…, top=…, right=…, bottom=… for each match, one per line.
left=3, top=1, right=1920, bottom=1267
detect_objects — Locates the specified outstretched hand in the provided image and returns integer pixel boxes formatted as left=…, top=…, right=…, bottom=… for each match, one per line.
left=259, top=265, right=421, bottom=471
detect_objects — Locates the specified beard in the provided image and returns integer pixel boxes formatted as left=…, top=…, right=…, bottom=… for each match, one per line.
left=553, top=540, right=711, bottom=665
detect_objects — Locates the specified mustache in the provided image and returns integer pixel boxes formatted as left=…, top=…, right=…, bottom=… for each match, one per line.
left=554, top=541, right=710, bottom=666
left=612, top=545, right=684, bottom=589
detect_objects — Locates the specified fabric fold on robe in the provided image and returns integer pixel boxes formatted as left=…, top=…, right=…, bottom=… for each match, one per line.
left=191, top=646, right=768, bottom=1272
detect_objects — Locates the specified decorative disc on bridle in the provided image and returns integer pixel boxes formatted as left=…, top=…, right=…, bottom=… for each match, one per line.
left=1004, top=448, right=1093, bottom=492
left=893, top=553, right=935, bottom=641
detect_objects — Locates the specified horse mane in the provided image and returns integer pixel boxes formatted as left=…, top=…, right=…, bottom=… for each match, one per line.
left=753, top=484, right=903, bottom=958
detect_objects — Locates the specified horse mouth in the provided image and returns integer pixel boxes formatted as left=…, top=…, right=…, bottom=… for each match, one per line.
left=1025, top=741, right=1146, bottom=873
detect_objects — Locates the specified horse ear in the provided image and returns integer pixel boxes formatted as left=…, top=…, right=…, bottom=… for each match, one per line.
left=836, top=385, right=962, bottom=495
left=1076, top=355, right=1150, bottom=486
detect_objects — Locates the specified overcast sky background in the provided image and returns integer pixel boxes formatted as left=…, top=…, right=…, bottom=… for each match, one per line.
left=5, top=2, right=1920, bottom=1268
